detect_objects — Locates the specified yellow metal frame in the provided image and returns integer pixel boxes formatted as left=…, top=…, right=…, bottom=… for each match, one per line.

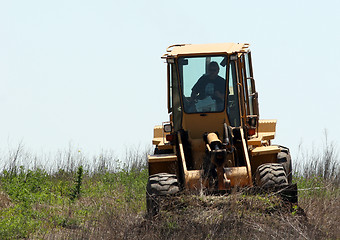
left=149, top=43, right=284, bottom=192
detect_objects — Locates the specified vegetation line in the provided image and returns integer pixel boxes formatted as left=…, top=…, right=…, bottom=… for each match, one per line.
left=0, top=139, right=338, bottom=239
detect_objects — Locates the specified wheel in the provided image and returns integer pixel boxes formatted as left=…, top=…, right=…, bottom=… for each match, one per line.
left=255, top=163, right=288, bottom=188
left=146, top=173, right=179, bottom=217
left=276, top=146, right=292, bottom=184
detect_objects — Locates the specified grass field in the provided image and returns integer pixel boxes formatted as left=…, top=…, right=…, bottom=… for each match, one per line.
left=0, top=142, right=339, bottom=239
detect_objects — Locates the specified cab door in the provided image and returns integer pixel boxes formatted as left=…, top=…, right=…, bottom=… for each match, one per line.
left=240, top=52, right=259, bottom=133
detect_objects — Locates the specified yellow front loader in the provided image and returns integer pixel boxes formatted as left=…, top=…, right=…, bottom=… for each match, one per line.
left=146, top=43, right=297, bottom=215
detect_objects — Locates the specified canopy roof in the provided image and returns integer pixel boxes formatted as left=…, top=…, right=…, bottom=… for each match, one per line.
left=163, top=43, right=250, bottom=58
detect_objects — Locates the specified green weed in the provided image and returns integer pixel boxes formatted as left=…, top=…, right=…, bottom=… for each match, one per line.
left=69, top=165, right=84, bottom=202
left=0, top=156, right=149, bottom=239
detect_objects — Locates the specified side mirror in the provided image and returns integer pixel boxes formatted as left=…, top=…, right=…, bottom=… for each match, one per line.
left=220, top=57, right=227, bottom=67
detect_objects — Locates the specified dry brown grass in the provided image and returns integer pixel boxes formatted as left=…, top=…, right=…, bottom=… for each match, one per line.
left=1, top=139, right=339, bottom=239
left=36, top=191, right=340, bottom=240
left=0, top=190, right=12, bottom=209
left=298, top=184, right=340, bottom=239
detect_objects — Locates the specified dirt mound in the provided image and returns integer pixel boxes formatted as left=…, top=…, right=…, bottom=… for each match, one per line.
left=86, top=193, right=327, bottom=240
left=133, top=194, right=321, bottom=240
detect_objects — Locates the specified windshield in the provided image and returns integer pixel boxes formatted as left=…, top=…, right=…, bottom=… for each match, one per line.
left=178, top=56, right=227, bottom=113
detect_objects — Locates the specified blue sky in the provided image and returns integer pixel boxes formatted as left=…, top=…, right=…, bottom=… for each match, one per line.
left=1, top=0, right=339, bottom=161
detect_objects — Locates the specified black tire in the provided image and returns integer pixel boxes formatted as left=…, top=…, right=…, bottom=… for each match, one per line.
left=146, top=173, right=179, bottom=217
left=255, top=163, right=288, bottom=188
left=276, top=146, right=292, bottom=184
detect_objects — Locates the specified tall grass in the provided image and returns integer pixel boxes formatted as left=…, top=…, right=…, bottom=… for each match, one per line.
left=295, top=131, right=340, bottom=183
left=0, top=145, right=150, bottom=239
left=292, top=131, right=340, bottom=239
left=0, top=136, right=339, bottom=239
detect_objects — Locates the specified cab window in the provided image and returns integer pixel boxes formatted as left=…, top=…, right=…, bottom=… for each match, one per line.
left=178, top=56, right=227, bottom=113
left=227, top=61, right=241, bottom=126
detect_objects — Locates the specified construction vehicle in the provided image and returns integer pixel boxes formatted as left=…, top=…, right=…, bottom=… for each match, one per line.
left=146, top=43, right=297, bottom=215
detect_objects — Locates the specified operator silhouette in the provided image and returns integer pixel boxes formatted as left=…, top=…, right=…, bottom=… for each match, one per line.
left=191, top=61, right=225, bottom=102
left=190, top=61, right=226, bottom=111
